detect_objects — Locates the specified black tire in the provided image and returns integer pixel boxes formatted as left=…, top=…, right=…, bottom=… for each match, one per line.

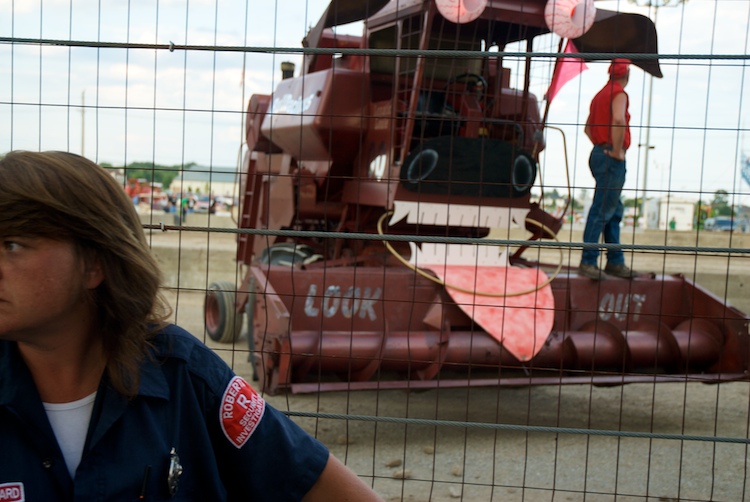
left=512, top=153, right=536, bottom=194
left=258, top=242, right=318, bottom=266
left=204, top=281, right=243, bottom=343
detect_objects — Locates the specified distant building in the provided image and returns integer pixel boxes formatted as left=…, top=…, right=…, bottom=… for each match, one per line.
left=623, top=205, right=639, bottom=227
left=735, top=205, right=750, bottom=221
left=645, top=196, right=695, bottom=231
left=107, top=167, right=126, bottom=186
left=168, top=165, right=241, bottom=199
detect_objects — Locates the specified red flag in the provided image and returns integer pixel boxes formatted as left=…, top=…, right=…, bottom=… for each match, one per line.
left=545, top=40, right=588, bottom=103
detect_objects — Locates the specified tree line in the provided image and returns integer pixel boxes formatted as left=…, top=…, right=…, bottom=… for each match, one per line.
left=100, top=161, right=199, bottom=190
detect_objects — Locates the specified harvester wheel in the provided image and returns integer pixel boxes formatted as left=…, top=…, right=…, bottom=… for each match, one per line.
left=204, top=281, right=243, bottom=343
left=248, top=243, right=320, bottom=386
left=258, top=242, right=319, bottom=267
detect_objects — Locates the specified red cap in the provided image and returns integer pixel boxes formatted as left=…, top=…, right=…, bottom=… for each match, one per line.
left=609, top=58, right=631, bottom=79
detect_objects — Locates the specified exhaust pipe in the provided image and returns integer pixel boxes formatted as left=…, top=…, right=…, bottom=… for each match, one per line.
left=281, top=61, right=295, bottom=80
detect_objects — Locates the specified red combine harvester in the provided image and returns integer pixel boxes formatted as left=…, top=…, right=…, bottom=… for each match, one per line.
left=204, top=0, right=749, bottom=394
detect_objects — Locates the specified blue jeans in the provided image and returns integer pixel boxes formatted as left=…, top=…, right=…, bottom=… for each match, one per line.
left=581, top=145, right=626, bottom=266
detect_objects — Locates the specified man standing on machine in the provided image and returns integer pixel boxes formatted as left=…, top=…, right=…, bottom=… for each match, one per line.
left=579, top=58, right=638, bottom=280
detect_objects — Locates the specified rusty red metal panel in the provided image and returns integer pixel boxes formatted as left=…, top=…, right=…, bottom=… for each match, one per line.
left=260, top=69, right=369, bottom=163
left=248, top=264, right=749, bottom=394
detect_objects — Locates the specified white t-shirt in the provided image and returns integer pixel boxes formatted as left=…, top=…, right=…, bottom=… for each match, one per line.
left=43, top=392, right=97, bottom=478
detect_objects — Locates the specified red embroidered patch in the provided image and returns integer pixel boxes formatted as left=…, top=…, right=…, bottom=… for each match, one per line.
left=0, top=483, right=25, bottom=502
left=220, top=376, right=266, bottom=449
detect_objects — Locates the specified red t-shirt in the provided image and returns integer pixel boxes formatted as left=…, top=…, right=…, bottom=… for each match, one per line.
left=586, top=80, right=630, bottom=151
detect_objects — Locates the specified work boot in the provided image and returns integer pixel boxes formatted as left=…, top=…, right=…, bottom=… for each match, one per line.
left=604, top=263, right=637, bottom=279
left=578, top=263, right=604, bottom=280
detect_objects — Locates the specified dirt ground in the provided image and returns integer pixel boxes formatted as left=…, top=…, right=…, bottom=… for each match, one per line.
left=146, top=224, right=750, bottom=502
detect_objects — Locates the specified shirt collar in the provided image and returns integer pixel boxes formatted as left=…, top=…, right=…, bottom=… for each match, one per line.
left=137, top=353, right=170, bottom=400
left=0, top=340, right=170, bottom=405
left=0, top=341, right=32, bottom=406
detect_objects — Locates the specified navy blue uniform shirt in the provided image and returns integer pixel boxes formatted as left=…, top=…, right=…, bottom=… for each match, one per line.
left=0, top=324, right=329, bottom=501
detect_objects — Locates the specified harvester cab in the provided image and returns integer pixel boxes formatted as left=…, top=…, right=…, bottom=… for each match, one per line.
left=204, top=0, right=749, bottom=395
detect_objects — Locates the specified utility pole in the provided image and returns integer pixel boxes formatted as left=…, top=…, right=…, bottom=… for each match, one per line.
left=640, top=6, right=657, bottom=229
left=81, top=90, right=85, bottom=157
left=629, top=0, right=686, bottom=229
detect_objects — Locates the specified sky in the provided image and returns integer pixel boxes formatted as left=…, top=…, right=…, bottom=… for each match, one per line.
left=1, top=0, right=749, bottom=204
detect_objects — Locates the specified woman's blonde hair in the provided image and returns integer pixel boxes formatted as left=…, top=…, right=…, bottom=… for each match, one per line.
left=0, top=151, right=170, bottom=397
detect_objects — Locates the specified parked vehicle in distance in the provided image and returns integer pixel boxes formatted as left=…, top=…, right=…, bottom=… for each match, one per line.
left=194, top=195, right=226, bottom=214
left=194, top=195, right=211, bottom=213
left=704, top=216, right=748, bottom=232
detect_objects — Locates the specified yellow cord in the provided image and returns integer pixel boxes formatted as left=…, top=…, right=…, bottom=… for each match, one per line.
left=376, top=211, right=563, bottom=298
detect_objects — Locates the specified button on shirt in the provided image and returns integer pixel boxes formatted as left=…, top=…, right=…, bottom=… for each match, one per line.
left=0, top=325, right=329, bottom=501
